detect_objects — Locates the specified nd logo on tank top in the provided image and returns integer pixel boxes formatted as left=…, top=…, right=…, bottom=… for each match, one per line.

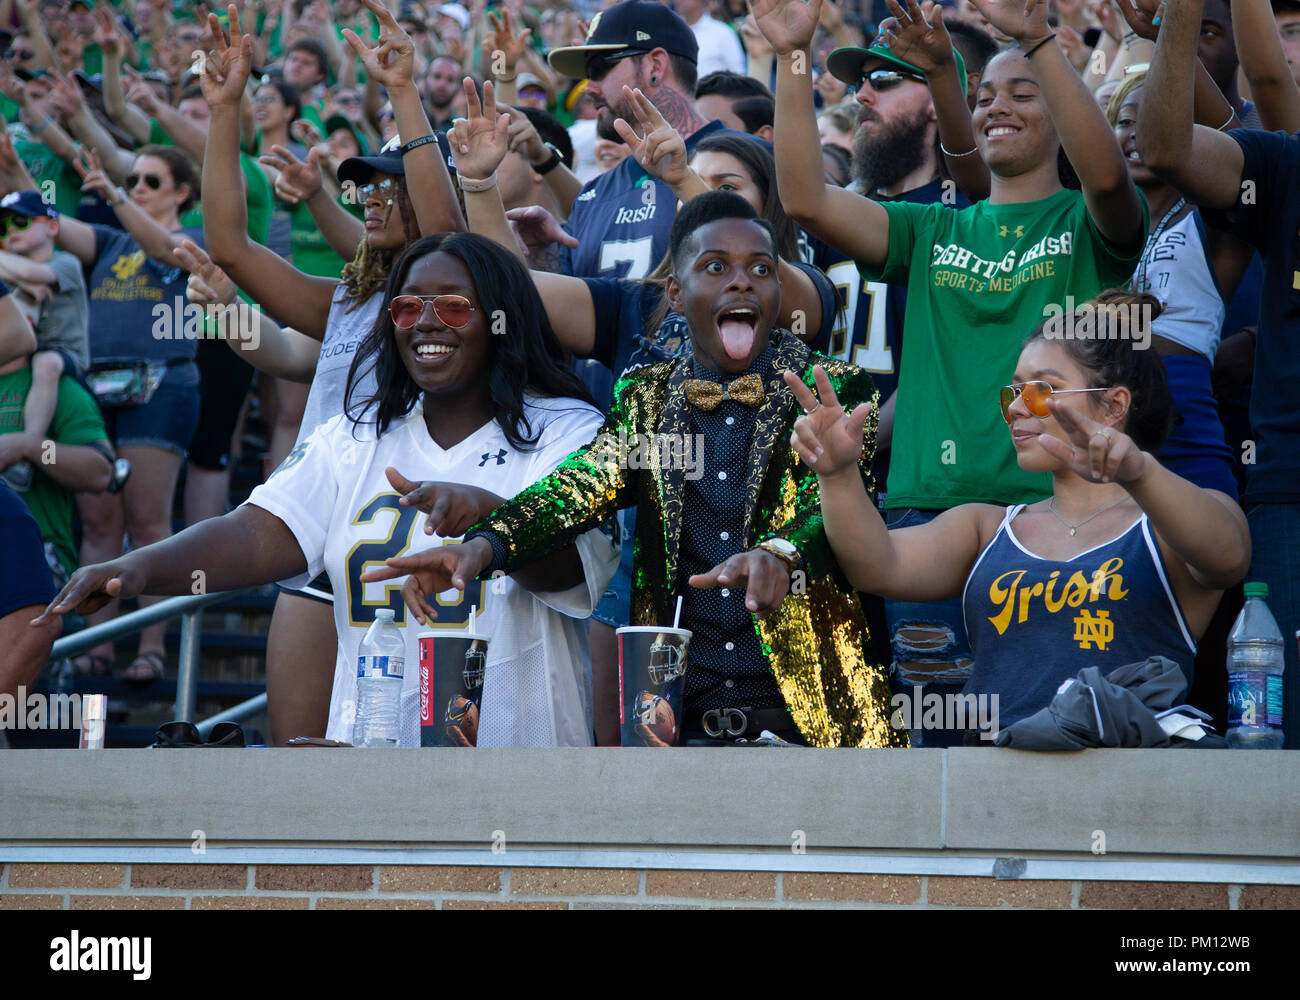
left=984, top=556, right=1128, bottom=651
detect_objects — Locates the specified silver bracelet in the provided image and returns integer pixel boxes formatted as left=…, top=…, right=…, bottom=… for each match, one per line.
left=940, top=141, right=979, bottom=157
left=457, top=172, right=498, bottom=193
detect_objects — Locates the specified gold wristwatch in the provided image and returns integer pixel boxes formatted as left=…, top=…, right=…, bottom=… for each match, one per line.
left=758, top=537, right=802, bottom=572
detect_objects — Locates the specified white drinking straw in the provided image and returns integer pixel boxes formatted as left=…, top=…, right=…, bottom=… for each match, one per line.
left=672, top=595, right=683, bottom=630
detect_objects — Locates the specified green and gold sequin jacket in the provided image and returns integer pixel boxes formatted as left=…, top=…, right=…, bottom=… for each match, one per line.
left=468, top=330, right=905, bottom=748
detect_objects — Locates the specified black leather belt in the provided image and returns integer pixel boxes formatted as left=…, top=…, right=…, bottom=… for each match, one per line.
left=696, top=706, right=792, bottom=738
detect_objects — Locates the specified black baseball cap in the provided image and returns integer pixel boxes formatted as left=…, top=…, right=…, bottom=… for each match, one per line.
left=0, top=190, right=58, bottom=220
left=336, top=132, right=456, bottom=186
left=548, top=0, right=698, bottom=80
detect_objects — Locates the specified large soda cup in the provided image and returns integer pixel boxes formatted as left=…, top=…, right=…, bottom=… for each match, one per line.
left=617, top=626, right=692, bottom=747
left=418, top=632, right=490, bottom=747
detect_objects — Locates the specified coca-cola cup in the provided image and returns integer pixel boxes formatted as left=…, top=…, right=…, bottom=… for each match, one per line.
left=616, top=626, right=692, bottom=747
left=418, top=631, right=490, bottom=747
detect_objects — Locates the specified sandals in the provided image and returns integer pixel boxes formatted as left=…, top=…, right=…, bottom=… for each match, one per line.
left=122, top=650, right=166, bottom=684
left=72, top=653, right=113, bottom=676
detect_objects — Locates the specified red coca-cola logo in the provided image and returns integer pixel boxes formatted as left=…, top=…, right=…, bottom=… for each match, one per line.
left=419, top=641, right=433, bottom=726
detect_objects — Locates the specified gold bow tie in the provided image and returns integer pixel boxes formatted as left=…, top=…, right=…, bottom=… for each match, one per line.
left=683, top=373, right=765, bottom=411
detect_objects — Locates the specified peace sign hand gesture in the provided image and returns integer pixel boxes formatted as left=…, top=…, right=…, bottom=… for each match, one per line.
left=612, top=87, right=691, bottom=188
left=783, top=365, right=873, bottom=478
left=343, top=0, right=416, bottom=90
left=1036, top=398, right=1149, bottom=484
left=446, top=78, right=511, bottom=181
left=200, top=5, right=253, bottom=108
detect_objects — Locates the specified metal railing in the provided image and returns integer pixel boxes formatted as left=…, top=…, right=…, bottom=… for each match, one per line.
left=49, top=587, right=268, bottom=730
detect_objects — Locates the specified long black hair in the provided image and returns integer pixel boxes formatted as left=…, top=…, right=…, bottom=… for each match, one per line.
left=344, top=233, right=596, bottom=450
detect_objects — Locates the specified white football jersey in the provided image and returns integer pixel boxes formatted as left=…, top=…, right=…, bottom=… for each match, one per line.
left=245, top=395, right=617, bottom=746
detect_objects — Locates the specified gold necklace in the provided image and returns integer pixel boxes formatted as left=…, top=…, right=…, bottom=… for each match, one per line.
left=1047, top=496, right=1130, bottom=537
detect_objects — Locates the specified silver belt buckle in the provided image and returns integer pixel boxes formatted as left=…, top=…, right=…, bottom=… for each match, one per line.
left=702, top=707, right=747, bottom=738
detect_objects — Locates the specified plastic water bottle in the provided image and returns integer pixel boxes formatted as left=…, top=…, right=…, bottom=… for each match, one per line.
left=353, top=609, right=405, bottom=747
left=1225, top=583, right=1285, bottom=749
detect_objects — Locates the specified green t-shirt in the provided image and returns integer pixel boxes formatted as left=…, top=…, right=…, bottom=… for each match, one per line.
left=864, top=187, right=1149, bottom=510
left=147, top=119, right=272, bottom=244
left=0, top=368, right=109, bottom=575
left=287, top=197, right=356, bottom=279
left=7, top=124, right=86, bottom=217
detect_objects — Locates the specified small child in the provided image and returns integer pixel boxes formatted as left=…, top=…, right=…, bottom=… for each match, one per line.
left=0, top=190, right=89, bottom=491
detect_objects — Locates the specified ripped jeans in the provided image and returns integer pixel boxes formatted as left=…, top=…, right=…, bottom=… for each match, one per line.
left=884, top=507, right=976, bottom=748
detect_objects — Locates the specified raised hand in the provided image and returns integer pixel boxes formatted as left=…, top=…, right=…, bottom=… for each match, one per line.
left=878, top=0, right=956, bottom=76
left=0, top=129, right=20, bottom=174
left=125, top=71, right=162, bottom=116
left=738, top=15, right=773, bottom=60
left=49, top=71, right=86, bottom=119
left=72, top=147, right=116, bottom=201
left=688, top=548, right=793, bottom=617
left=505, top=204, right=579, bottom=261
left=1094, top=0, right=1122, bottom=43
left=260, top=142, right=324, bottom=202
left=1113, top=0, right=1164, bottom=40
left=505, top=107, right=546, bottom=164
left=359, top=537, right=495, bottom=626
left=385, top=467, right=498, bottom=537
left=747, top=0, right=825, bottom=55
left=31, top=558, right=147, bottom=624
left=485, top=8, right=532, bottom=76
left=965, top=0, right=1050, bottom=42
left=446, top=78, right=511, bottom=180
left=1036, top=397, right=1149, bottom=483
left=342, top=0, right=416, bottom=90
left=1056, top=24, right=1090, bottom=71
left=782, top=365, right=872, bottom=477
left=200, top=5, right=253, bottom=107
left=174, top=238, right=238, bottom=307
left=612, top=86, right=691, bottom=187
left=92, top=6, right=124, bottom=57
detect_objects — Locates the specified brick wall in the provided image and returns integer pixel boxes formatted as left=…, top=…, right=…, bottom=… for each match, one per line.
left=2, top=864, right=1297, bottom=910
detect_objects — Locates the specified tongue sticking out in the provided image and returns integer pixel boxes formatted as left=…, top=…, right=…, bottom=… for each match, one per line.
left=718, top=317, right=757, bottom=361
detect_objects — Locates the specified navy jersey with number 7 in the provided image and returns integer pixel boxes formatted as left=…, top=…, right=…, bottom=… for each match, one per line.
left=562, top=121, right=731, bottom=279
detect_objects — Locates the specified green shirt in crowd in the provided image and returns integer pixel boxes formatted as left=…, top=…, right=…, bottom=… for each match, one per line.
left=146, top=119, right=272, bottom=244
left=0, top=367, right=109, bottom=576
left=7, top=123, right=86, bottom=217
left=863, top=186, right=1149, bottom=510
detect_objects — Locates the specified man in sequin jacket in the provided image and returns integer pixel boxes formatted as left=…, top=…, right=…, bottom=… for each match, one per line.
left=374, top=193, right=904, bottom=748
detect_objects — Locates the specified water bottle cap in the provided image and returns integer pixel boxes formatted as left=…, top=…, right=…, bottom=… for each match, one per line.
left=374, top=608, right=396, bottom=621
left=1243, top=582, right=1269, bottom=600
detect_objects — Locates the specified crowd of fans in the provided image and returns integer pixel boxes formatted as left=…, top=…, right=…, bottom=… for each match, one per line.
left=0, top=0, right=1296, bottom=750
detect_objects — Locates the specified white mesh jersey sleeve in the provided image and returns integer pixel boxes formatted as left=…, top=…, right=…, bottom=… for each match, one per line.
left=243, top=416, right=344, bottom=589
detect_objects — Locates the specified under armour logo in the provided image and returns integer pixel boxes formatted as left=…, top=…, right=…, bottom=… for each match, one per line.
left=999, top=224, right=1026, bottom=238
left=479, top=449, right=508, bottom=467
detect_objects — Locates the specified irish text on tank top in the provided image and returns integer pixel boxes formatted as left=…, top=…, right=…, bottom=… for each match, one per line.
left=961, top=505, right=1197, bottom=729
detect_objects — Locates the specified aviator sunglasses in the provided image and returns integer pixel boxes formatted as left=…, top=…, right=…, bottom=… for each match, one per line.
left=390, top=294, right=478, bottom=330
left=126, top=172, right=165, bottom=190
left=1000, top=380, right=1110, bottom=422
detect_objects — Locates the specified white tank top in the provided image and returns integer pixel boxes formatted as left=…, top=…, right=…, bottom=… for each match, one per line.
left=296, top=284, right=382, bottom=446
left=1132, top=209, right=1224, bottom=359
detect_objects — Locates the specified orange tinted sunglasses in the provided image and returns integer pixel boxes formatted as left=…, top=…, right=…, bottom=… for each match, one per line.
left=1000, top=380, right=1109, bottom=422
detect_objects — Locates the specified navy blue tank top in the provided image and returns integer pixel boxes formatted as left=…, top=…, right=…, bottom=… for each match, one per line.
left=962, top=506, right=1197, bottom=728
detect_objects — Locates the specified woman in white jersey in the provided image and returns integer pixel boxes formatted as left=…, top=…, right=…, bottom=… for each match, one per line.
left=34, top=232, right=619, bottom=746
left=783, top=292, right=1250, bottom=738
left=193, top=3, right=466, bottom=743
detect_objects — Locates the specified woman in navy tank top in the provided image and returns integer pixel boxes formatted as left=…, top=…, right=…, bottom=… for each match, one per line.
left=784, top=291, right=1250, bottom=737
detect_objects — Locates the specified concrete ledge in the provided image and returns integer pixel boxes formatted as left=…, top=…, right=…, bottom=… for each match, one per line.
left=1, top=749, right=1296, bottom=861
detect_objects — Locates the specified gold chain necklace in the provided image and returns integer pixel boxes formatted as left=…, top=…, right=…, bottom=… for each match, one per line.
left=1047, top=496, right=1130, bottom=537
